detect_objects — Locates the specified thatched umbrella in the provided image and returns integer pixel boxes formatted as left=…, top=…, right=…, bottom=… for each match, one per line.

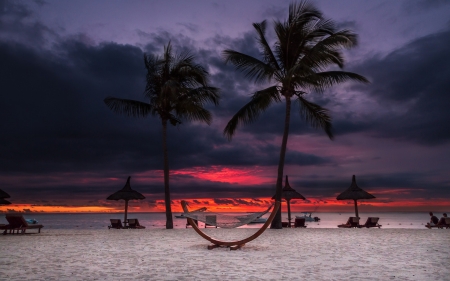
left=336, top=175, right=375, bottom=218
left=0, top=198, right=11, bottom=205
left=107, top=176, right=145, bottom=223
left=272, top=175, right=305, bottom=227
left=0, top=188, right=10, bottom=199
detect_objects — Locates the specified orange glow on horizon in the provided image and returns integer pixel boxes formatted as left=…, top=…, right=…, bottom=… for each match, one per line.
left=0, top=204, right=117, bottom=213
left=2, top=197, right=449, bottom=214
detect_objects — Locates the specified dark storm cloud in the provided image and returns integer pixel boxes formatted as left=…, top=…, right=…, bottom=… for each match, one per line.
left=0, top=0, right=55, bottom=46
left=288, top=172, right=450, bottom=199
left=348, top=28, right=450, bottom=145
left=0, top=39, right=164, bottom=174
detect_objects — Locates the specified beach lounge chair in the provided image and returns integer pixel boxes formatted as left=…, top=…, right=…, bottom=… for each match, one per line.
left=204, top=215, right=218, bottom=228
left=186, top=218, right=199, bottom=228
left=108, top=219, right=125, bottom=229
left=338, top=217, right=360, bottom=228
left=360, top=217, right=382, bottom=228
left=3, top=214, right=44, bottom=234
left=444, top=218, right=450, bottom=229
left=127, top=218, right=145, bottom=229
left=294, top=217, right=307, bottom=228
left=426, top=217, right=450, bottom=229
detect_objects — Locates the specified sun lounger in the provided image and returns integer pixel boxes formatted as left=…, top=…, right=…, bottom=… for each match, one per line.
left=426, top=217, right=450, bottom=229
left=204, top=215, right=217, bottom=228
left=186, top=218, right=199, bottom=228
left=3, top=214, right=44, bottom=234
left=294, top=217, right=307, bottom=228
left=338, top=217, right=360, bottom=228
left=127, top=218, right=145, bottom=229
left=108, top=219, right=125, bottom=229
left=444, top=218, right=450, bottom=229
left=281, top=222, right=290, bottom=228
left=360, top=217, right=382, bottom=228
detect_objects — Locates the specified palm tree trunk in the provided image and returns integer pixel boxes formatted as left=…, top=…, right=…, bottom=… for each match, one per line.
left=270, top=96, right=292, bottom=229
left=162, top=119, right=173, bottom=229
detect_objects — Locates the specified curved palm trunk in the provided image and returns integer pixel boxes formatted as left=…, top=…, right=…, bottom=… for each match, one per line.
left=162, top=119, right=173, bottom=229
left=270, top=96, right=292, bottom=229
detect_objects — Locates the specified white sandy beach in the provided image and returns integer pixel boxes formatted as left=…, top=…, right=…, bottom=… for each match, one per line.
left=1, top=228, right=449, bottom=280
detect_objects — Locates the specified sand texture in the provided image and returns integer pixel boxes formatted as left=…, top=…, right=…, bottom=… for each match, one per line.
left=0, top=228, right=449, bottom=280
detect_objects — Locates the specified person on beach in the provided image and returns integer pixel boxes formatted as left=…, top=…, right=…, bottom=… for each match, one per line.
left=427, top=212, right=439, bottom=227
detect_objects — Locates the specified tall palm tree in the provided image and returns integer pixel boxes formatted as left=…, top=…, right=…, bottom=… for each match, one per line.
left=105, top=42, right=220, bottom=229
left=223, top=1, right=369, bottom=228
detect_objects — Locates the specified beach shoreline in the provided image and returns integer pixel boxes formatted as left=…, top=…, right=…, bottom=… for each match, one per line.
left=1, top=228, right=449, bottom=280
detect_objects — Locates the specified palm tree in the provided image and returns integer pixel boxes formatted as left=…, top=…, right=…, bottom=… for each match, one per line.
left=223, top=1, right=368, bottom=228
left=105, top=42, right=220, bottom=229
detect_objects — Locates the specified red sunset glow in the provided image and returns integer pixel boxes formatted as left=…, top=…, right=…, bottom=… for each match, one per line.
left=2, top=196, right=448, bottom=213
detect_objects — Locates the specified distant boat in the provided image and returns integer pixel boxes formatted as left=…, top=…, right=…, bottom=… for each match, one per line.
left=296, top=212, right=320, bottom=222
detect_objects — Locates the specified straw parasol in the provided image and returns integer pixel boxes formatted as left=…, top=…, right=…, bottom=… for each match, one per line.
left=0, top=188, right=11, bottom=199
left=0, top=198, right=11, bottom=205
left=107, top=176, right=145, bottom=223
left=336, top=175, right=375, bottom=218
left=272, top=175, right=305, bottom=227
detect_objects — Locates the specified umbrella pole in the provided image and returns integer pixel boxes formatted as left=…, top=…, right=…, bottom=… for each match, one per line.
left=354, top=199, right=359, bottom=219
left=124, top=200, right=129, bottom=226
left=287, top=199, right=292, bottom=228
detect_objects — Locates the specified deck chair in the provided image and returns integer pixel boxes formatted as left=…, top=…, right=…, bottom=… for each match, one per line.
left=444, top=218, right=450, bottom=229
left=338, top=217, right=360, bottom=228
left=360, top=217, right=382, bottom=228
left=3, top=214, right=44, bottom=234
left=108, top=219, right=124, bottom=229
left=204, top=215, right=218, bottom=228
left=186, top=218, right=198, bottom=228
left=426, top=217, right=450, bottom=229
left=127, top=218, right=145, bottom=229
left=294, top=217, right=307, bottom=228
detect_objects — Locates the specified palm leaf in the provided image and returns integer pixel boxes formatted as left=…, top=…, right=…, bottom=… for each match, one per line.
left=224, top=86, right=280, bottom=140
left=252, top=21, right=280, bottom=70
left=312, top=71, right=369, bottom=91
left=296, top=95, right=333, bottom=139
left=222, top=50, right=275, bottom=84
left=104, top=97, right=151, bottom=118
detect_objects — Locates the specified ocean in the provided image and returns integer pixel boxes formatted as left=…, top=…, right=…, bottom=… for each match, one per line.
left=0, top=211, right=440, bottom=230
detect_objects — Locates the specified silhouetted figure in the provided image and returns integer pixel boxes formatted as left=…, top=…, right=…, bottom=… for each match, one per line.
left=427, top=212, right=439, bottom=227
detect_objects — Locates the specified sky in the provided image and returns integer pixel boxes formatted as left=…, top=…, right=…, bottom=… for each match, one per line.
left=1, top=0, right=450, bottom=214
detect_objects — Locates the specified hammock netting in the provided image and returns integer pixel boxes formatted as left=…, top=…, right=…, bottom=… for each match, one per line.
left=182, top=204, right=274, bottom=228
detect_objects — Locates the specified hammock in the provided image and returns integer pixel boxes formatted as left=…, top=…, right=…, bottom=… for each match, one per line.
left=181, top=203, right=273, bottom=228
left=181, top=200, right=281, bottom=250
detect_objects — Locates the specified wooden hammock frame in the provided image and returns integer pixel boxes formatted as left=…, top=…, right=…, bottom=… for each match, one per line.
left=181, top=200, right=281, bottom=250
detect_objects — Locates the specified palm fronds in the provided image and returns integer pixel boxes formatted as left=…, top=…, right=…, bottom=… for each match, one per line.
left=296, top=94, right=333, bottom=139
left=104, top=97, right=151, bottom=118
left=224, top=86, right=281, bottom=140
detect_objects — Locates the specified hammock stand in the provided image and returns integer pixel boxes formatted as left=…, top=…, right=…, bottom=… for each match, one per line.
left=181, top=200, right=281, bottom=250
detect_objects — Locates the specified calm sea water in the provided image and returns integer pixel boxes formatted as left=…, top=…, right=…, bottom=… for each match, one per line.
left=0, top=212, right=441, bottom=230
